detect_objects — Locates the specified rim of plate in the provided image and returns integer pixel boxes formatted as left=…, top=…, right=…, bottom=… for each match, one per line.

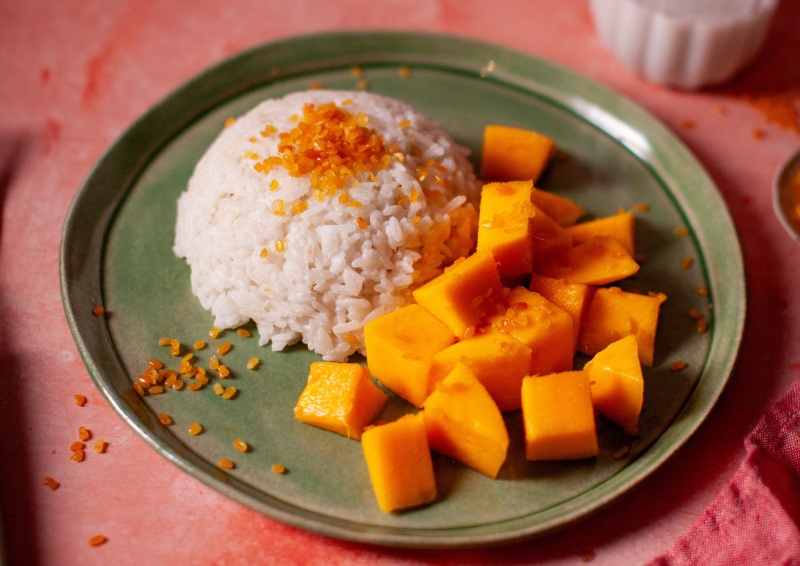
left=60, top=31, right=746, bottom=547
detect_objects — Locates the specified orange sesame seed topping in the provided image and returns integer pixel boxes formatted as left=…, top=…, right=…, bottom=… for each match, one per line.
left=148, top=385, right=164, bottom=394
left=159, top=337, right=171, bottom=346
left=681, top=256, right=693, bottom=269
left=246, top=357, right=259, bottom=369
left=270, top=179, right=279, bottom=191
left=218, top=458, right=235, bottom=469
left=409, top=189, right=419, bottom=203
left=275, top=239, right=285, bottom=252
left=173, top=379, right=184, bottom=390
left=94, top=439, right=105, bottom=454
left=343, top=333, right=358, bottom=344
left=613, top=446, right=629, bottom=459
left=260, top=248, right=269, bottom=258
left=309, top=81, right=323, bottom=89
left=217, top=342, right=232, bottom=355
left=158, top=413, right=172, bottom=425
left=688, top=309, right=703, bottom=319
left=341, top=99, right=352, bottom=106
left=43, top=476, right=60, bottom=490
left=670, top=360, right=687, bottom=371
left=222, top=386, right=237, bottom=400
left=674, top=227, right=690, bottom=236
left=233, top=438, right=248, bottom=452
left=272, top=464, right=286, bottom=474
left=189, top=423, right=202, bottom=435
left=635, top=202, right=649, bottom=212
left=398, top=120, right=411, bottom=127
left=74, top=394, right=86, bottom=406
left=412, top=216, right=421, bottom=224
left=348, top=200, right=362, bottom=208
left=79, top=427, right=90, bottom=441
left=225, top=117, right=235, bottom=128
left=209, top=356, right=219, bottom=370
left=71, top=448, right=84, bottom=462
left=697, top=319, right=708, bottom=333
left=71, top=441, right=84, bottom=451
left=188, top=382, right=202, bottom=391
left=209, top=327, right=220, bottom=339
left=213, top=383, right=224, bottom=395
left=237, top=328, right=250, bottom=338
left=249, top=137, right=257, bottom=142
left=399, top=65, right=411, bottom=78
left=218, top=365, right=230, bottom=378
left=697, top=285, right=709, bottom=297
left=357, top=217, right=367, bottom=229
left=92, top=305, right=104, bottom=316
left=88, top=534, right=107, bottom=547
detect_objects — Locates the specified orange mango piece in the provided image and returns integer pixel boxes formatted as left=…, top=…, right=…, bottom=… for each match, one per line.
left=483, top=287, right=574, bottom=378
left=535, top=235, right=639, bottom=285
left=423, top=363, right=509, bottom=478
left=579, top=286, right=667, bottom=367
left=294, top=363, right=388, bottom=440
left=412, top=249, right=504, bottom=339
left=477, top=181, right=536, bottom=278
left=521, top=371, right=598, bottom=461
left=583, top=335, right=643, bottom=436
left=529, top=205, right=573, bottom=266
left=567, top=211, right=635, bottom=255
left=361, top=413, right=437, bottom=512
left=528, top=273, right=595, bottom=352
left=364, top=304, right=456, bottom=408
left=480, top=125, right=557, bottom=183
left=429, top=329, right=532, bottom=411
left=530, top=189, right=585, bottom=227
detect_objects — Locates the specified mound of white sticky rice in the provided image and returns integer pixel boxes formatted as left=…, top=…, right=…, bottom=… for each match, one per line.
left=174, top=90, right=479, bottom=361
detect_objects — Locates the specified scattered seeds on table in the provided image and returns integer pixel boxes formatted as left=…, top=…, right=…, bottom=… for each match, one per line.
left=670, top=360, right=687, bottom=371
left=233, top=438, right=248, bottom=452
left=158, top=413, right=173, bottom=426
left=74, top=394, right=86, bottom=406
left=189, top=423, right=202, bottom=436
left=42, top=476, right=60, bottom=490
left=88, top=535, right=106, bottom=547
left=218, top=458, right=235, bottom=469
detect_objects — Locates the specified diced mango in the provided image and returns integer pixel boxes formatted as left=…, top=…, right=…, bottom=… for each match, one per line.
left=423, top=363, right=509, bottom=478
left=567, top=211, right=635, bottom=255
left=294, top=362, right=388, bottom=440
left=521, top=371, right=598, bottom=461
left=364, top=305, right=456, bottom=407
left=429, top=329, right=532, bottom=411
left=535, top=236, right=639, bottom=285
left=584, top=336, right=643, bottom=435
left=480, top=125, right=558, bottom=183
left=412, top=250, right=504, bottom=339
left=579, top=286, right=667, bottom=367
left=477, top=181, right=536, bottom=278
left=530, top=189, right=585, bottom=227
left=483, top=287, right=574, bottom=378
left=528, top=273, right=595, bottom=352
left=361, top=413, right=437, bottom=512
left=529, top=205, right=573, bottom=266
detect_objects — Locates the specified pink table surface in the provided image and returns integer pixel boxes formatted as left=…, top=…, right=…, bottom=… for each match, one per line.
left=1, top=1, right=799, bottom=564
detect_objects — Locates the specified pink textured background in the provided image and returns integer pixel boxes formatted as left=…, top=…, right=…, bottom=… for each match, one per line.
left=1, top=1, right=799, bottom=564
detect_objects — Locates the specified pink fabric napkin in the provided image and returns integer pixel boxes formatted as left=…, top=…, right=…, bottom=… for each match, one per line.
left=647, top=379, right=800, bottom=565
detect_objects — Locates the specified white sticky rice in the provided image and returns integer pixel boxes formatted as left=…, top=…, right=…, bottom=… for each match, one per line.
left=174, top=90, right=479, bottom=361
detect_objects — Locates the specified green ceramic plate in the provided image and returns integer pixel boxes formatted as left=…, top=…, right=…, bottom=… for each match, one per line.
left=61, top=32, right=745, bottom=547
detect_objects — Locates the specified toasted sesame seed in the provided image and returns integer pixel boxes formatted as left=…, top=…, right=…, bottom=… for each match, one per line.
left=88, top=534, right=107, bottom=547
left=271, top=464, right=286, bottom=474
left=173, top=379, right=184, bottom=390
left=218, top=365, right=230, bottom=378
left=233, top=438, right=248, bottom=452
left=209, top=356, right=219, bottom=370
left=217, top=342, right=232, bottom=355
left=209, top=326, right=220, bottom=339
left=148, top=386, right=164, bottom=394
left=218, top=458, right=235, bottom=469
left=246, top=357, right=259, bottom=369
left=188, top=382, right=202, bottom=391
left=158, top=413, right=172, bottom=425
left=237, top=328, right=250, bottom=338
left=213, top=383, right=224, bottom=395
left=275, top=239, right=285, bottom=252
left=194, top=340, right=206, bottom=350
left=188, top=423, right=202, bottom=435
left=195, top=373, right=209, bottom=385
left=159, top=337, right=172, bottom=346
left=74, top=394, right=86, bottom=406
left=222, top=387, right=237, bottom=400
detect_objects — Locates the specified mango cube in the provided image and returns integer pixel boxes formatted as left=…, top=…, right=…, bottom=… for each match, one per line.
left=484, top=287, right=574, bottom=378
left=364, top=305, right=456, bottom=408
left=294, top=362, right=388, bottom=440
left=584, top=335, right=643, bottom=435
left=567, top=211, right=635, bottom=255
left=423, top=363, right=509, bottom=478
left=521, top=371, right=598, bottom=461
left=536, top=235, right=639, bottom=285
left=528, top=273, right=595, bottom=352
left=529, top=205, right=573, bottom=266
left=480, top=125, right=557, bottom=183
left=530, top=189, right=585, bottom=227
left=429, top=329, right=532, bottom=411
left=579, top=286, right=667, bottom=367
left=362, top=413, right=437, bottom=512
left=412, top=249, right=504, bottom=339
left=477, top=181, right=536, bottom=278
